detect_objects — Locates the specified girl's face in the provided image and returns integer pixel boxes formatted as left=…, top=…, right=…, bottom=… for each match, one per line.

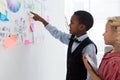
left=103, top=23, right=115, bottom=45
left=69, top=15, right=84, bottom=36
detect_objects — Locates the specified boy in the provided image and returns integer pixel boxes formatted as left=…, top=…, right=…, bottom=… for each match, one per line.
left=31, top=10, right=97, bottom=80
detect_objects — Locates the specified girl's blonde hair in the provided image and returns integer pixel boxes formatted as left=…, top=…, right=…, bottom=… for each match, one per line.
left=107, top=16, right=120, bottom=47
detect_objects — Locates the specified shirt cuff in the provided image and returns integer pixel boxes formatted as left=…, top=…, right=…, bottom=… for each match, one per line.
left=45, top=23, right=51, bottom=28
left=45, top=23, right=53, bottom=31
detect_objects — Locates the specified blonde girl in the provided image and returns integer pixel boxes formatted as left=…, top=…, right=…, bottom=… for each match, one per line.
left=83, top=16, right=120, bottom=80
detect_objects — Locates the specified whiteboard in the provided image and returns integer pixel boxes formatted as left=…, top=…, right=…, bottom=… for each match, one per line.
left=0, top=0, right=66, bottom=80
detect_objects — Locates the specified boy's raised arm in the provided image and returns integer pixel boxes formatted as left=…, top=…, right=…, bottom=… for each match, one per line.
left=30, top=11, right=48, bottom=26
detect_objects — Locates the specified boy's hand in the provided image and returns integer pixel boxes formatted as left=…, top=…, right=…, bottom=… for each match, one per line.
left=30, top=11, right=43, bottom=21
left=30, top=11, right=48, bottom=26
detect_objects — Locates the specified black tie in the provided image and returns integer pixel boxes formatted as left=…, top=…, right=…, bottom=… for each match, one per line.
left=70, top=38, right=81, bottom=43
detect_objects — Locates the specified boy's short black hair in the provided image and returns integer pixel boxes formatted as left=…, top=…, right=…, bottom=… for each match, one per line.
left=74, top=10, right=94, bottom=31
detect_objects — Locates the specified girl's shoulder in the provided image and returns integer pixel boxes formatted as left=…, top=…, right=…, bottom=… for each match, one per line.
left=103, top=50, right=120, bottom=59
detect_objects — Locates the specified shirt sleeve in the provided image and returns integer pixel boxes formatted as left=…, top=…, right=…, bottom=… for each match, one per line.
left=103, top=59, right=120, bottom=80
left=82, top=44, right=98, bottom=80
left=45, top=24, right=71, bottom=45
left=82, top=44, right=97, bottom=70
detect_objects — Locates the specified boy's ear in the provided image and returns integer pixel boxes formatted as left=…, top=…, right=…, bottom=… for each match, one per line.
left=79, top=24, right=86, bottom=30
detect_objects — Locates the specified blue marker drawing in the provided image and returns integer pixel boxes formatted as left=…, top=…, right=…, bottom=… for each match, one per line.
left=0, top=10, right=9, bottom=21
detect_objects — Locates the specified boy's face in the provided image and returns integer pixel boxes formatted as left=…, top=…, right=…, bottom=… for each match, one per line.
left=69, top=15, right=86, bottom=36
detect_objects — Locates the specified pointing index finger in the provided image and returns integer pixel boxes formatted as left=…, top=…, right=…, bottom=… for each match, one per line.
left=30, top=11, right=36, bottom=15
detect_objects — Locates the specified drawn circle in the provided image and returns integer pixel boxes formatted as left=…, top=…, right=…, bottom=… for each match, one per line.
left=6, top=0, right=21, bottom=13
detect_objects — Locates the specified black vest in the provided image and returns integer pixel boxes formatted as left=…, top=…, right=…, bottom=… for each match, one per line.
left=66, top=35, right=97, bottom=80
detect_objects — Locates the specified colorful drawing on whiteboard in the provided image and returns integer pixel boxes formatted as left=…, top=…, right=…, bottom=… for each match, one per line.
left=24, top=40, right=32, bottom=45
left=0, top=26, right=10, bottom=44
left=14, top=17, right=26, bottom=43
left=0, top=11, right=9, bottom=21
left=24, top=0, right=42, bottom=14
left=24, top=0, right=34, bottom=10
left=2, top=34, right=17, bottom=48
left=0, top=0, right=46, bottom=48
left=6, top=0, right=21, bottom=13
left=0, top=0, right=9, bottom=21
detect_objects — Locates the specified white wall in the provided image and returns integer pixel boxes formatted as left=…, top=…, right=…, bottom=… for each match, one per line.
left=0, top=0, right=66, bottom=80
left=65, top=0, right=120, bottom=66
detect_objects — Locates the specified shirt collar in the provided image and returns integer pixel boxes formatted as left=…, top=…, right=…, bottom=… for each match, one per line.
left=75, top=34, right=88, bottom=42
